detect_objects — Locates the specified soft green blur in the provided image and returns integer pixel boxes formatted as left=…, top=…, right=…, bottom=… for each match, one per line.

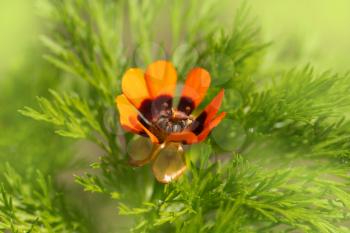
left=251, top=0, right=350, bottom=72
left=2, top=0, right=350, bottom=78
left=0, top=0, right=38, bottom=77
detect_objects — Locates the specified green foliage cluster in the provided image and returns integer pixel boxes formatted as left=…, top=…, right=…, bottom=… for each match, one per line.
left=1, top=0, right=350, bottom=232
left=119, top=153, right=350, bottom=233
left=0, top=45, right=95, bottom=232
left=0, top=164, right=90, bottom=233
left=0, top=48, right=72, bottom=175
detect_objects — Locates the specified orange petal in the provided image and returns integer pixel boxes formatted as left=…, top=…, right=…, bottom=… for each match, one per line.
left=122, top=68, right=150, bottom=108
left=178, top=68, right=211, bottom=114
left=167, top=131, right=198, bottom=145
left=136, top=119, right=160, bottom=144
left=145, top=60, right=177, bottom=98
left=202, top=89, right=225, bottom=126
left=198, top=112, right=226, bottom=142
left=115, top=95, right=144, bottom=134
left=191, top=89, right=224, bottom=135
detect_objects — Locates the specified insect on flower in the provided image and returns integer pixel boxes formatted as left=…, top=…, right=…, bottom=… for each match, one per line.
left=116, top=60, right=226, bottom=183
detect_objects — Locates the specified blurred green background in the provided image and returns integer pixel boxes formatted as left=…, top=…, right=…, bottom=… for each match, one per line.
left=0, top=0, right=349, bottom=231
left=1, top=0, right=350, bottom=80
left=252, top=0, right=350, bottom=73
left=0, top=0, right=37, bottom=77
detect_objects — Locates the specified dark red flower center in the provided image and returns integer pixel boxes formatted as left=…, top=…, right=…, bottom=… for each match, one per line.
left=155, top=108, right=194, bottom=133
left=137, top=95, right=206, bottom=143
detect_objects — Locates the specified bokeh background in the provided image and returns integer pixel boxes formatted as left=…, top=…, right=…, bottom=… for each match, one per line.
left=1, top=0, right=349, bottom=231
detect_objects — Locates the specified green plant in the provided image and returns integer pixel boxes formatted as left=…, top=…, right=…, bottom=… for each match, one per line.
left=12, top=0, right=350, bottom=232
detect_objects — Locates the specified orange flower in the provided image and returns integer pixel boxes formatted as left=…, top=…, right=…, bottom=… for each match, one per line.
left=116, top=60, right=226, bottom=183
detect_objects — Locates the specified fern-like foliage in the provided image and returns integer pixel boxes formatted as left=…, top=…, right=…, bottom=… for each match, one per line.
left=17, top=0, right=350, bottom=232
left=0, top=164, right=91, bottom=233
